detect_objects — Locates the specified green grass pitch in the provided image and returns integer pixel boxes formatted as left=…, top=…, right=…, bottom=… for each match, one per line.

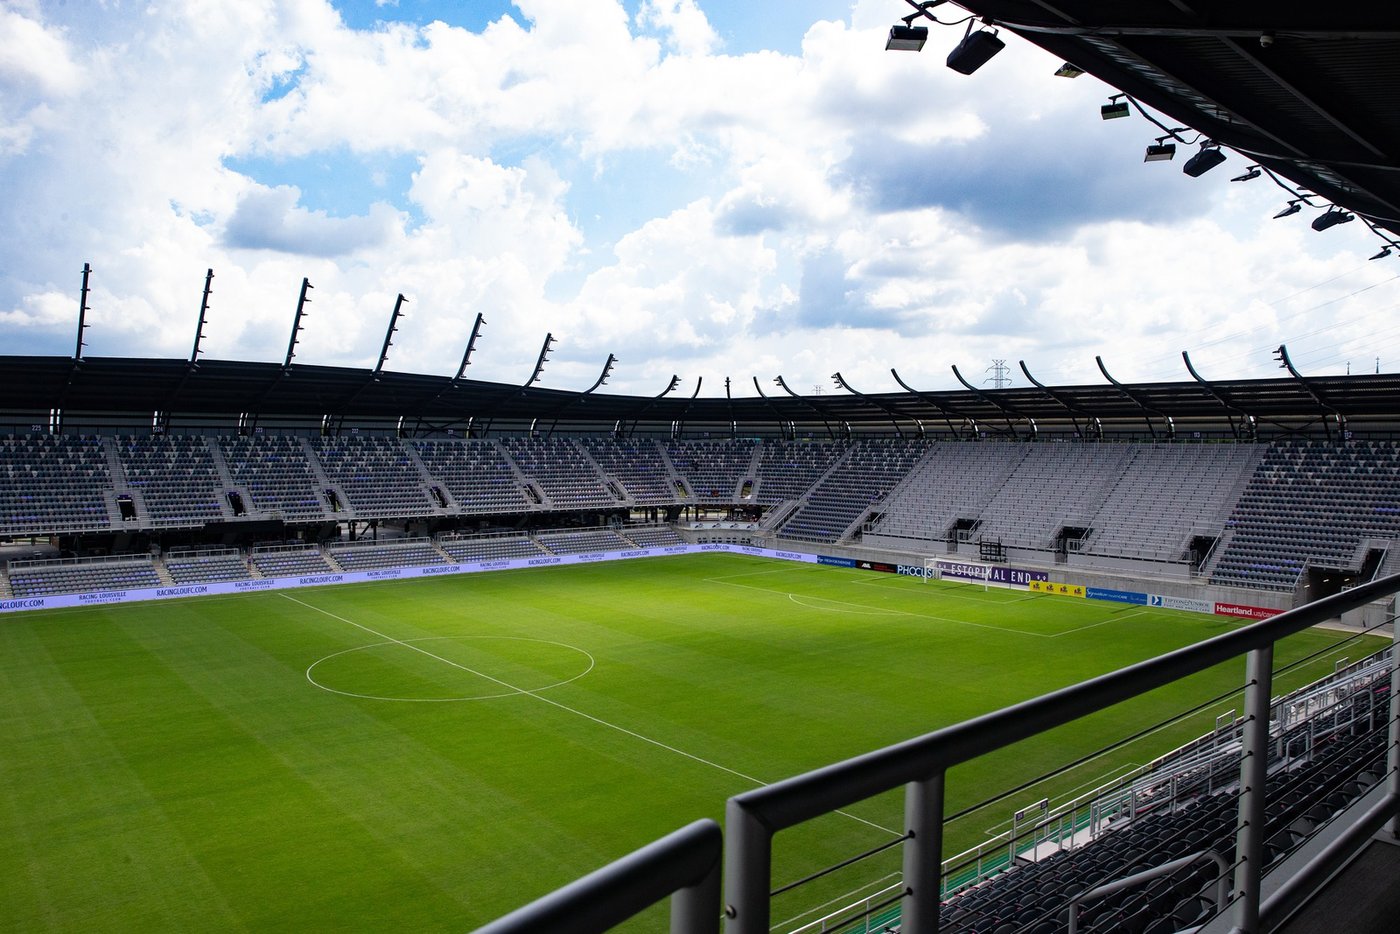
left=1, top=554, right=1383, bottom=932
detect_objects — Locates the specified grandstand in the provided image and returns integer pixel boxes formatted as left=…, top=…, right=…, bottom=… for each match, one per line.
left=4, top=432, right=1400, bottom=597
left=4, top=352, right=1397, bottom=934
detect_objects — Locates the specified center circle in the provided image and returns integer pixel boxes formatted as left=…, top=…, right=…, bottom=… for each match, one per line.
left=306, top=636, right=595, bottom=703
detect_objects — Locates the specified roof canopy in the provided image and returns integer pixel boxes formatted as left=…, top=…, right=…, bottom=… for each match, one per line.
left=4, top=354, right=1397, bottom=439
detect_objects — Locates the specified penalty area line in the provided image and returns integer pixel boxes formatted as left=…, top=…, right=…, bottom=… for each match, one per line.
left=281, top=592, right=900, bottom=838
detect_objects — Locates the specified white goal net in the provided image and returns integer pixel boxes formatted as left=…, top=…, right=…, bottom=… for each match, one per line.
left=923, top=557, right=994, bottom=590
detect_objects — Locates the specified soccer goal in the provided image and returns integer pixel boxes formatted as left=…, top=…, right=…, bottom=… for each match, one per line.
left=923, top=557, right=994, bottom=591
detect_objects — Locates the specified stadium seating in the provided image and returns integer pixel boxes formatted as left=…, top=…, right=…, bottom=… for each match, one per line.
left=412, top=439, right=534, bottom=513
left=437, top=532, right=548, bottom=562
left=536, top=528, right=634, bottom=554
left=933, top=660, right=1391, bottom=934
left=778, top=439, right=931, bottom=542
left=579, top=438, right=680, bottom=505
left=0, top=434, right=115, bottom=535
left=664, top=439, right=758, bottom=502
left=249, top=545, right=336, bottom=578
left=111, top=434, right=230, bottom=527
left=499, top=437, right=619, bottom=509
left=753, top=440, right=849, bottom=506
left=309, top=435, right=437, bottom=519
left=164, top=548, right=252, bottom=584
left=6, top=432, right=1398, bottom=596
left=325, top=537, right=447, bottom=571
left=7, top=554, right=163, bottom=597
left=219, top=435, right=331, bottom=521
left=620, top=525, right=685, bottom=548
left=1210, top=440, right=1400, bottom=591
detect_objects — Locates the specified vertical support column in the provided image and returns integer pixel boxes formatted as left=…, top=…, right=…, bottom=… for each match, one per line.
left=672, top=849, right=721, bottom=934
left=723, top=801, right=772, bottom=934
left=1233, top=644, right=1274, bottom=933
left=902, top=772, right=946, bottom=934
left=1387, top=606, right=1399, bottom=839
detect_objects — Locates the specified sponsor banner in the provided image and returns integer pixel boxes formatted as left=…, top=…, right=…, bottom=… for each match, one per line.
left=233, top=579, right=278, bottom=592
left=0, top=542, right=827, bottom=615
left=817, top=555, right=857, bottom=568
left=1030, top=580, right=1086, bottom=598
left=0, top=597, right=49, bottom=612
left=1147, top=594, right=1215, bottom=614
left=855, top=560, right=898, bottom=574
left=1086, top=587, right=1149, bottom=606
left=932, top=561, right=1049, bottom=588
left=1214, top=601, right=1284, bottom=620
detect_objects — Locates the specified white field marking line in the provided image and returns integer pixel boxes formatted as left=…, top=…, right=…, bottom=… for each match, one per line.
left=703, top=567, right=812, bottom=583
left=850, top=574, right=1039, bottom=606
left=281, top=593, right=900, bottom=837
left=972, top=764, right=1144, bottom=841
left=706, top=576, right=1053, bottom=638
left=1052, top=609, right=1152, bottom=637
left=787, top=593, right=905, bottom=617
left=305, top=636, right=596, bottom=703
left=771, top=871, right=903, bottom=933
left=850, top=576, right=1152, bottom=637
left=848, top=575, right=1010, bottom=606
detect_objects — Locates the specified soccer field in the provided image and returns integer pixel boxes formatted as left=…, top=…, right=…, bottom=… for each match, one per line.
left=1, top=554, right=1382, bottom=931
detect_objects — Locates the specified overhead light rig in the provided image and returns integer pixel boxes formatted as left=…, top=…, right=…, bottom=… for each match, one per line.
left=884, top=1, right=1399, bottom=260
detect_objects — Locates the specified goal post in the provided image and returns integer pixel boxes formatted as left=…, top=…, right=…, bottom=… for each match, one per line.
left=923, top=557, right=993, bottom=591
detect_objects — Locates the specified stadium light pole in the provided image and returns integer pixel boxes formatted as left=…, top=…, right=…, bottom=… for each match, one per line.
left=284, top=278, right=313, bottom=369
left=74, top=262, right=92, bottom=360
left=190, top=268, right=213, bottom=365
left=456, top=312, right=486, bottom=381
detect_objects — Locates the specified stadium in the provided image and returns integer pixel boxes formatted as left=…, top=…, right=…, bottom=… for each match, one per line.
left=4, top=3, right=1400, bottom=934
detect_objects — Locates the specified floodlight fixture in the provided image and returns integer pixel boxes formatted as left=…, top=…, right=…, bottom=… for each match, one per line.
left=885, top=24, right=928, bottom=51
left=1273, top=200, right=1304, bottom=219
left=1054, top=62, right=1084, bottom=78
left=1231, top=165, right=1262, bottom=182
left=1311, top=207, right=1354, bottom=231
left=1182, top=141, right=1226, bottom=177
left=1100, top=94, right=1130, bottom=120
left=1370, top=246, right=1393, bottom=260
left=946, top=25, right=1004, bottom=74
left=1144, top=136, right=1176, bottom=162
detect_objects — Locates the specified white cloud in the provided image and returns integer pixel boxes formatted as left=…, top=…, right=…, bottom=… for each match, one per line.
left=223, top=183, right=400, bottom=256
left=0, top=0, right=1393, bottom=400
left=638, top=0, right=721, bottom=57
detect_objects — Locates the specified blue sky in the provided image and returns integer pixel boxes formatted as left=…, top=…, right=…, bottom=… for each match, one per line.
left=2, top=1, right=1397, bottom=396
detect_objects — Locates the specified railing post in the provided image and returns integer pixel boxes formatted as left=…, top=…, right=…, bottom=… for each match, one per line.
left=723, top=799, right=771, bottom=933
left=1387, top=609, right=1400, bottom=839
left=1232, top=644, right=1274, bottom=933
left=901, top=771, right=946, bottom=934
left=672, top=846, right=721, bottom=934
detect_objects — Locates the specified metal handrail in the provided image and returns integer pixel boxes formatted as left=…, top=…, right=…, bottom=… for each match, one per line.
left=473, top=819, right=722, bottom=934
left=723, top=572, right=1400, bottom=932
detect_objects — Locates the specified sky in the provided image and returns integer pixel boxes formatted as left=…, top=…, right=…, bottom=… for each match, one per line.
left=2, top=0, right=1398, bottom=400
